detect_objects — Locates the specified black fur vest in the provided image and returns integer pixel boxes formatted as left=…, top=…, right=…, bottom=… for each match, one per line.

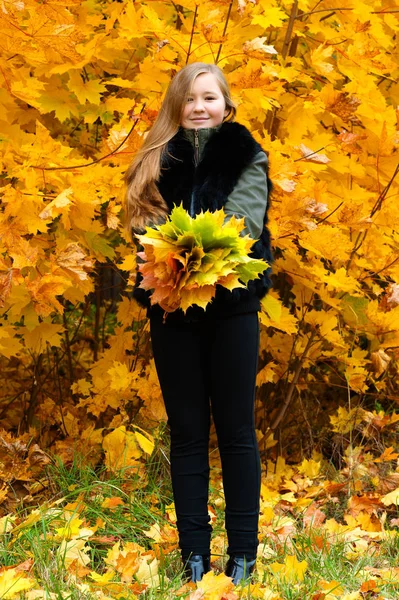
left=134, top=122, right=273, bottom=314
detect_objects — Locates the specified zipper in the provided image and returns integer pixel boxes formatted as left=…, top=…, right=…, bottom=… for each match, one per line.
left=194, top=129, right=199, bottom=167
left=190, top=130, right=200, bottom=216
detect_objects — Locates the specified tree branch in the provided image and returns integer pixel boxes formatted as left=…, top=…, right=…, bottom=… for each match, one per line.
left=216, top=0, right=233, bottom=64
left=186, top=4, right=198, bottom=64
left=267, top=330, right=316, bottom=435
left=282, top=0, right=298, bottom=60
left=34, top=104, right=145, bottom=172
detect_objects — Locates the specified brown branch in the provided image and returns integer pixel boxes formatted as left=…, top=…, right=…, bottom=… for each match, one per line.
left=294, top=145, right=327, bottom=161
left=93, top=266, right=102, bottom=363
left=370, top=163, right=399, bottom=218
left=62, top=311, right=74, bottom=387
left=295, top=7, right=399, bottom=19
left=34, top=104, right=145, bottom=172
left=216, top=0, right=233, bottom=64
left=359, top=256, right=399, bottom=282
left=186, top=4, right=198, bottom=64
left=346, top=230, right=367, bottom=271
left=315, top=201, right=344, bottom=226
left=282, top=0, right=298, bottom=60
left=24, top=354, right=44, bottom=431
left=346, top=164, right=399, bottom=270
left=0, top=391, right=25, bottom=421
left=277, top=201, right=344, bottom=240
left=268, top=330, right=316, bottom=434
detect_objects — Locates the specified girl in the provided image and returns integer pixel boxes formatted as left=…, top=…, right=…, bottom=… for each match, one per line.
left=125, top=63, right=272, bottom=584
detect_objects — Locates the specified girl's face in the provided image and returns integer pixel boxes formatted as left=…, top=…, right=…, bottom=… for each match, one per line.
left=180, top=72, right=229, bottom=129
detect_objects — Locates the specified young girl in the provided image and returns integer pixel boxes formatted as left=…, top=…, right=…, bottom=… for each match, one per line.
left=125, top=63, right=272, bottom=584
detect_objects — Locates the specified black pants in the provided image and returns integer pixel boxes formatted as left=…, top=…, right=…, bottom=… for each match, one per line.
left=150, top=311, right=261, bottom=559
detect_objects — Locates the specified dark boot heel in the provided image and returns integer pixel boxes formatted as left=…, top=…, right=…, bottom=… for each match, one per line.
left=225, top=556, right=256, bottom=585
left=182, top=554, right=211, bottom=583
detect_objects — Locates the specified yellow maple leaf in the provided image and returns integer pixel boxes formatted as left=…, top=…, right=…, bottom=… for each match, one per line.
left=317, top=579, right=344, bottom=597
left=134, top=427, right=155, bottom=456
left=27, top=275, right=70, bottom=316
left=135, top=554, right=161, bottom=588
left=116, top=295, right=145, bottom=324
left=256, top=362, right=278, bottom=386
left=11, top=76, right=46, bottom=107
left=269, top=554, right=307, bottom=583
left=311, top=45, right=336, bottom=76
left=39, top=188, right=73, bottom=220
left=70, top=378, right=92, bottom=397
left=261, top=294, right=282, bottom=322
left=0, top=568, right=35, bottom=599
left=119, top=255, right=136, bottom=271
left=144, top=523, right=163, bottom=544
left=38, top=86, right=78, bottom=121
left=329, top=406, right=365, bottom=434
left=89, top=569, right=116, bottom=585
left=54, top=243, right=93, bottom=281
left=102, top=426, right=141, bottom=471
left=108, top=362, right=133, bottom=392
left=116, top=551, right=140, bottom=583
left=12, top=509, right=42, bottom=534
left=55, top=515, right=84, bottom=540
left=298, top=458, right=321, bottom=479
left=251, top=6, right=287, bottom=28
left=259, top=303, right=298, bottom=334
left=0, top=327, right=23, bottom=358
left=57, top=538, right=91, bottom=568
left=197, top=571, right=235, bottom=598
left=68, top=71, right=107, bottom=104
left=0, top=515, right=15, bottom=534
left=381, top=488, right=399, bottom=506
left=375, top=446, right=399, bottom=463
left=23, top=323, right=64, bottom=353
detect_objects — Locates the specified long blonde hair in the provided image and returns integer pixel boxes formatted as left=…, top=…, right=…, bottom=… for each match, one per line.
left=124, top=62, right=236, bottom=233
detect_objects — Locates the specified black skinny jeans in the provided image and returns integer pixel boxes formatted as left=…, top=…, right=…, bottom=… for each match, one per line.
left=150, top=310, right=261, bottom=559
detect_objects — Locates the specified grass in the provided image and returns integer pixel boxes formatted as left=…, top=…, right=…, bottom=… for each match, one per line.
left=2, top=451, right=399, bottom=599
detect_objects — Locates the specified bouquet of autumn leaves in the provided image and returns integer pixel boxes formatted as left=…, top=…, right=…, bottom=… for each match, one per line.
left=136, top=206, right=268, bottom=314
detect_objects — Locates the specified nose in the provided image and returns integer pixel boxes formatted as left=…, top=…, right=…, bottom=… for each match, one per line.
left=192, top=98, right=205, bottom=112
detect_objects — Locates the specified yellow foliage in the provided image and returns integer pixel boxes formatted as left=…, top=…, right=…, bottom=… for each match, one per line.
left=0, top=568, right=35, bottom=599
left=0, top=13, right=399, bottom=600
left=102, top=426, right=141, bottom=471
left=0, top=0, right=396, bottom=444
left=57, top=538, right=91, bottom=568
left=196, top=571, right=235, bottom=599
left=269, top=554, right=308, bottom=583
left=330, top=407, right=366, bottom=434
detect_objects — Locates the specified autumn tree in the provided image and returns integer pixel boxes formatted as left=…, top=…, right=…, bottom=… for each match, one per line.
left=0, top=0, right=398, bottom=467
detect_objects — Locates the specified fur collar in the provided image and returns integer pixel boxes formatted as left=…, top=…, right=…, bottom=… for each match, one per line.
left=158, top=122, right=263, bottom=215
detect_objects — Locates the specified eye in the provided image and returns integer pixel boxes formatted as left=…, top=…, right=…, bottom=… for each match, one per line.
left=186, top=97, right=193, bottom=103
left=205, top=96, right=216, bottom=100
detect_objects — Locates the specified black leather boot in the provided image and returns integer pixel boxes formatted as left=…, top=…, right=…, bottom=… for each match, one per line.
left=182, top=554, right=211, bottom=583
left=225, top=556, right=256, bottom=585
